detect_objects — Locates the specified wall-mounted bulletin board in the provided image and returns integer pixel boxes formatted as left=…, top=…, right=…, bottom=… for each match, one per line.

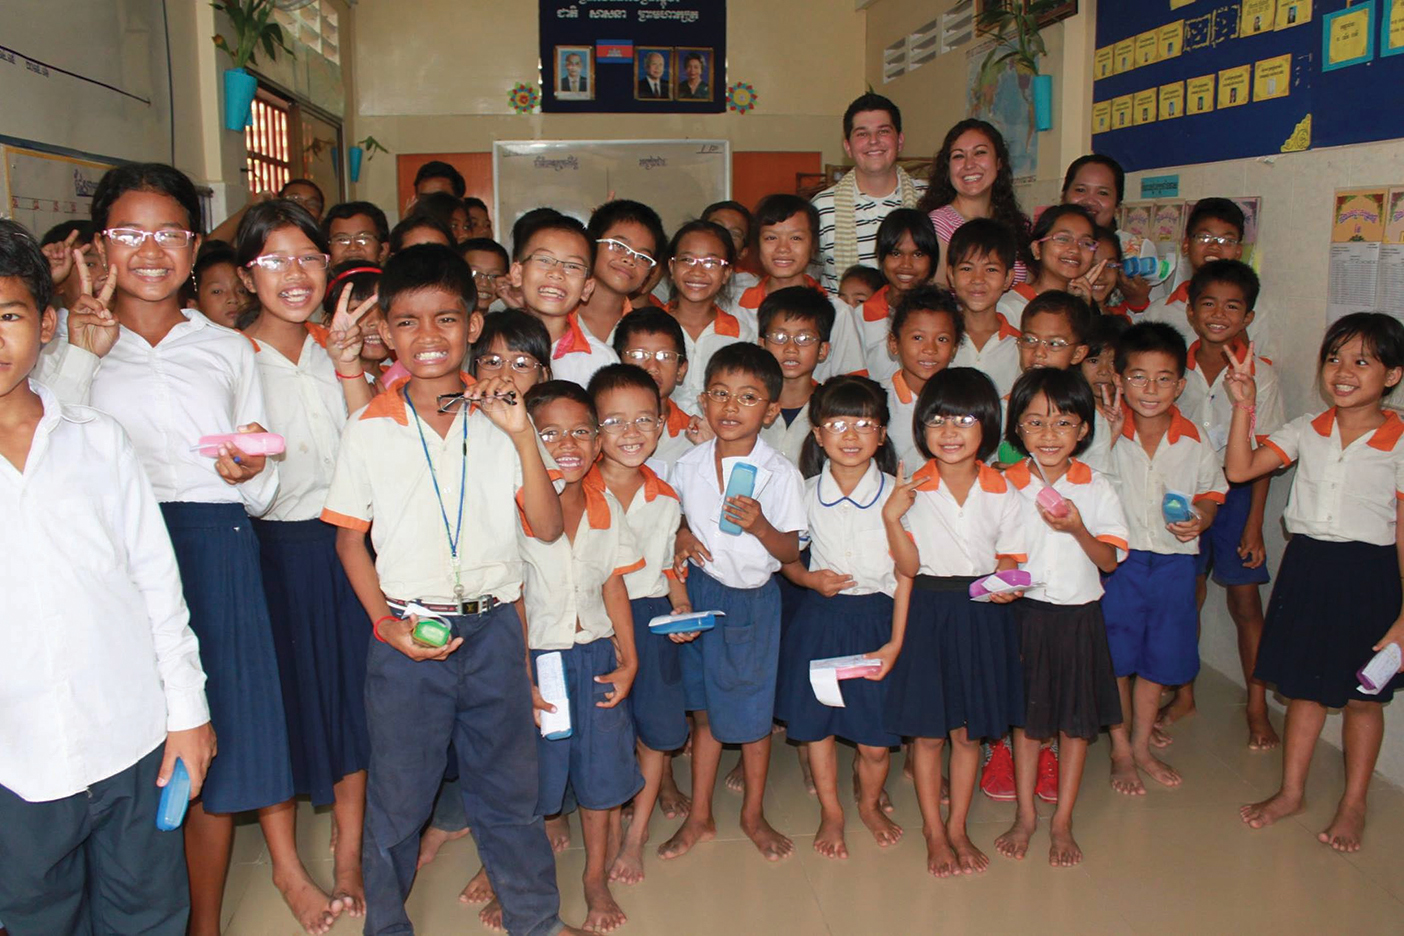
left=1091, top=1, right=1404, bottom=172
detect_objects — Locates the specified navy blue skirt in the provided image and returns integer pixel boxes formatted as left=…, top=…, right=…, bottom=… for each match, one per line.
left=160, top=502, right=293, bottom=814
left=777, top=591, right=899, bottom=748
left=882, top=577, right=1024, bottom=741
left=253, top=518, right=371, bottom=806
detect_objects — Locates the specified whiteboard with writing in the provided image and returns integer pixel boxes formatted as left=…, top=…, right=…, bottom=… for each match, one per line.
left=2, top=145, right=118, bottom=240
left=493, top=140, right=730, bottom=252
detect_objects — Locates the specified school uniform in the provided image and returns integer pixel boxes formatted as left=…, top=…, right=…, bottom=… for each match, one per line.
left=0, top=382, right=208, bottom=936
left=1142, top=281, right=1280, bottom=363
left=549, top=311, right=619, bottom=387
left=249, top=324, right=370, bottom=806
left=760, top=387, right=815, bottom=466
left=882, top=462, right=1027, bottom=741
left=651, top=397, right=698, bottom=476
left=729, top=278, right=867, bottom=381
left=1179, top=339, right=1284, bottom=588
left=322, top=380, right=564, bottom=936
left=1004, top=459, right=1126, bottom=740
left=1254, top=409, right=1404, bottom=706
left=930, top=204, right=1031, bottom=283
left=673, top=437, right=808, bottom=744
left=952, top=310, right=1023, bottom=398
left=855, top=285, right=907, bottom=382
left=884, top=371, right=923, bottom=470
left=994, top=282, right=1037, bottom=326
left=669, top=304, right=751, bottom=417
left=776, top=462, right=901, bottom=748
left=1103, top=407, right=1227, bottom=686
left=998, top=393, right=1118, bottom=481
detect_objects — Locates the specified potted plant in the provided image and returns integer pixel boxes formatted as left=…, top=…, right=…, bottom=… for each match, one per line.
left=978, top=0, right=1059, bottom=131
left=348, top=136, right=390, bottom=184
left=212, top=0, right=295, bottom=131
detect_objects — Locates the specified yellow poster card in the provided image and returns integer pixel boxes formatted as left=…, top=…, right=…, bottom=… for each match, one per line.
left=1159, top=21, right=1185, bottom=59
left=1186, top=74, right=1216, bottom=114
left=1133, top=89, right=1158, bottom=125
left=1135, top=30, right=1160, bottom=66
left=1328, top=6, right=1371, bottom=66
left=1332, top=188, right=1387, bottom=244
left=1094, top=46, right=1114, bottom=80
left=1171, top=0, right=1197, bottom=7
left=1388, top=1, right=1404, bottom=54
left=1253, top=54, right=1292, bottom=101
left=1218, top=65, right=1251, bottom=108
left=1111, top=95, right=1134, bottom=129
left=1092, top=101, right=1112, bottom=135
left=1159, top=81, right=1186, bottom=119
left=1113, top=39, right=1136, bottom=73
left=1241, top=0, right=1278, bottom=37
left=1276, top=0, right=1311, bottom=30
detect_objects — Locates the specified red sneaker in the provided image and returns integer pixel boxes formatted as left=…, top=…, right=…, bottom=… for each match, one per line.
left=1035, top=745, right=1060, bottom=803
left=980, top=739, right=1016, bottom=801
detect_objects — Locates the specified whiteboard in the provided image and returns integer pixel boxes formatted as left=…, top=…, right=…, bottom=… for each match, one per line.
left=2, top=146, right=118, bottom=240
left=493, top=140, right=730, bottom=252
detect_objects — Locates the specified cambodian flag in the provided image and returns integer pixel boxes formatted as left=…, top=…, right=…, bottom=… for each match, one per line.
left=596, top=40, right=633, bottom=62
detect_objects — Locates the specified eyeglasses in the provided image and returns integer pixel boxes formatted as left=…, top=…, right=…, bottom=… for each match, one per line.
left=329, top=233, right=379, bottom=248
left=1017, top=335, right=1073, bottom=351
left=763, top=331, right=823, bottom=347
left=820, top=418, right=883, bottom=435
left=597, top=238, right=658, bottom=269
left=104, top=228, right=196, bottom=249
left=600, top=414, right=661, bottom=434
left=704, top=387, right=768, bottom=407
left=538, top=426, right=598, bottom=444
left=672, top=255, right=730, bottom=271
left=1039, top=232, right=1098, bottom=252
left=1190, top=232, right=1241, bottom=248
left=1018, top=416, right=1083, bottom=435
left=471, top=269, right=503, bottom=285
left=1123, top=374, right=1179, bottom=389
left=525, top=253, right=590, bottom=278
left=922, top=413, right=979, bottom=429
left=244, top=252, right=331, bottom=273
left=621, top=348, right=682, bottom=365
left=475, top=352, right=542, bottom=374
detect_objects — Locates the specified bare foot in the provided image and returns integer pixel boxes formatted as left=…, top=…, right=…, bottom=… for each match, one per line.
left=1110, top=752, right=1146, bottom=796
left=925, top=831, right=959, bottom=878
left=545, top=814, right=572, bottom=852
left=459, top=866, right=494, bottom=904
left=856, top=800, right=903, bottom=847
left=853, top=769, right=895, bottom=815
left=741, top=815, right=795, bottom=861
left=724, top=761, right=745, bottom=795
left=1247, top=711, right=1281, bottom=751
left=330, top=861, right=365, bottom=919
left=994, top=814, right=1036, bottom=860
left=1149, top=724, right=1174, bottom=748
left=609, top=838, right=646, bottom=885
left=479, top=898, right=504, bottom=932
left=1048, top=821, right=1083, bottom=867
left=1240, top=790, right=1303, bottom=830
left=813, top=813, right=848, bottom=859
left=272, top=866, right=337, bottom=935
left=658, top=783, right=691, bottom=820
left=1134, top=750, right=1182, bottom=787
left=417, top=825, right=469, bottom=868
left=583, top=878, right=628, bottom=933
left=949, top=832, right=990, bottom=875
left=1156, top=694, right=1196, bottom=729
left=657, top=817, right=716, bottom=860
left=1318, top=800, right=1366, bottom=852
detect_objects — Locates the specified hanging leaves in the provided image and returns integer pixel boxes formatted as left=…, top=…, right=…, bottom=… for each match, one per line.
left=211, top=0, right=295, bottom=71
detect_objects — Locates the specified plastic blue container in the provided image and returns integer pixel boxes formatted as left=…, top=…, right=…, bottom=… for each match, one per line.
left=1033, top=74, right=1053, bottom=131
left=223, top=68, right=258, bottom=131
left=156, top=758, right=190, bottom=831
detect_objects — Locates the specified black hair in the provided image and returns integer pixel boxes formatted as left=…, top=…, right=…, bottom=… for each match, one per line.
left=91, top=162, right=204, bottom=234
left=1320, top=312, right=1404, bottom=397
left=1021, top=290, right=1093, bottom=344
left=1114, top=322, right=1188, bottom=376
left=588, top=363, right=663, bottom=413
left=1061, top=154, right=1126, bottom=206
left=946, top=217, right=1018, bottom=273
left=612, top=307, right=687, bottom=362
left=234, top=199, right=329, bottom=268
left=389, top=212, right=456, bottom=255
left=510, top=207, right=565, bottom=256
left=799, top=375, right=898, bottom=478
left=193, top=239, right=238, bottom=282
left=588, top=199, right=667, bottom=262
left=1030, top=203, right=1096, bottom=245
left=1004, top=367, right=1096, bottom=457
left=758, top=285, right=835, bottom=341
left=323, top=201, right=390, bottom=243
left=471, top=308, right=551, bottom=376
left=702, top=200, right=752, bottom=237
left=753, top=194, right=820, bottom=246
left=323, top=259, right=381, bottom=319
left=414, top=160, right=466, bottom=198
left=41, top=220, right=95, bottom=248
left=667, top=219, right=736, bottom=267
left=705, top=341, right=783, bottom=402
left=0, top=218, right=54, bottom=312
left=890, top=284, right=963, bottom=344
left=839, top=264, right=886, bottom=294
left=1085, top=313, right=1128, bottom=358
left=458, top=237, right=510, bottom=268
left=464, top=196, right=489, bottom=216
left=1185, top=197, right=1246, bottom=240
left=415, top=191, right=469, bottom=234
left=379, top=243, right=476, bottom=314
left=683, top=51, right=704, bottom=68
left=512, top=211, right=595, bottom=268
left=1093, top=224, right=1124, bottom=261
left=912, top=367, right=1002, bottom=462
left=842, top=92, right=903, bottom=137
left=1188, top=258, right=1260, bottom=311
left=917, top=120, right=1029, bottom=261
left=875, top=208, right=940, bottom=279
left=280, top=178, right=324, bottom=205
left=524, top=379, right=597, bottom=423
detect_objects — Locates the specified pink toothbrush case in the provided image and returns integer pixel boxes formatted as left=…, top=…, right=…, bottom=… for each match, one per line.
left=969, top=569, right=1033, bottom=601
left=1037, top=486, right=1070, bottom=518
left=193, top=432, right=286, bottom=457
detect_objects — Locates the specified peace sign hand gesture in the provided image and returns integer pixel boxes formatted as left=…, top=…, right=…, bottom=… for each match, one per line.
left=1223, top=341, right=1258, bottom=406
left=882, top=460, right=922, bottom=525
left=67, top=250, right=120, bottom=359
left=1096, top=382, right=1125, bottom=445
left=43, top=230, right=82, bottom=285
left=327, top=287, right=378, bottom=368
left=1067, top=259, right=1108, bottom=302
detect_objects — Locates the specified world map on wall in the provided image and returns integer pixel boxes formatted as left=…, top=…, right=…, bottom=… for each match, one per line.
left=966, top=48, right=1038, bottom=180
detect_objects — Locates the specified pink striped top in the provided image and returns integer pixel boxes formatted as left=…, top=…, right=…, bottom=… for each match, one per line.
left=930, top=204, right=1031, bottom=283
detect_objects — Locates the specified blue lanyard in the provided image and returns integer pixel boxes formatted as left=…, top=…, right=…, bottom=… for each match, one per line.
left=403, top=388, right=467, bottom=596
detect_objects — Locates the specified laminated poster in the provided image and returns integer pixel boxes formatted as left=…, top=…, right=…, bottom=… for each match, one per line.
left=1186, top=74, right=1216, bottom=115
left=1328, top=188, right=1387, bottom=323
left=1241, top=0, right=1278, bottom=37
left=1276, top=0, right=1311, bottom=30
left=1159, top=81, right=1185, bottom=119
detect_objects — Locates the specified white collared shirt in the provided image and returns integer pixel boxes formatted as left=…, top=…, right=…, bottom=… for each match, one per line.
left=952, top=311, right=1023, bottom=398
left=1108, top=406, right=1227, bottom=554
left=1005, top=459, right=1129, bottom=605
left=651, top=398, right=698, bottom=476
left=760, top=396, right=814, bottom=467
left=857, top=287, right=898, bottom=382
left=816, top=295, right=869, bottom=381
left=906, top=461, right=1026, bottom=576
left=806, top=461, right=900, bottom=596
left=252, top=325, right=349, bottom=522
left=619, top=465, right=683, bottom=600
left=884, top=371, right=922, bottom=470
left=674, top=436, right=808, bottom=588
left=2, top=382, right=208, bottom=802
left=1262, top=408, right=1404, bottom=546
left=549, top=312, right=619, bottom=387
left=994, top=284, right=1035, bottom=329
left=673, top=305, right=753, bottom=417
left=1143, top=282, right=1280, bottom=364
left=1178, top=339, right=1284, bottom=453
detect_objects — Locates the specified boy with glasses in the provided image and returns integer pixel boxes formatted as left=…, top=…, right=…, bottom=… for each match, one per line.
left=578, top=200, right=667, bottom=346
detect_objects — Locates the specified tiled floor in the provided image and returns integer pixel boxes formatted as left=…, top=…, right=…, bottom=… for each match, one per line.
left=223, top=667, right=1404, bottom=935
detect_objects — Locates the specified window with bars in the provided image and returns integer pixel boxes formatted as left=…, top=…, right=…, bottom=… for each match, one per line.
left=245, top=93, right=293, bottom=195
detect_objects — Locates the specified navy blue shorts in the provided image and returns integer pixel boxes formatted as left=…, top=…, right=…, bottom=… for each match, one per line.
left=1194, top=482, right=1271, bottom=587
left=532, top=641, right=643, bottom=814
left=629, top=596, right=690, bottom=751
left=1101, top=550, right=1201, bottom=686
left=681, top=569, right=782, bottom=745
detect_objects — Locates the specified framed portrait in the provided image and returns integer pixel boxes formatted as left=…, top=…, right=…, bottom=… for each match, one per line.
left=634, top=47, right=673, bottom=101
left=555, top=46, right=594, bottom=101
left=674, top=47, right=714, bottom=102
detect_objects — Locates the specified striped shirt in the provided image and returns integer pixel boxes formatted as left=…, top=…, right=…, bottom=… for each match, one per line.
left=812, top=177, right=929, bottom=293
